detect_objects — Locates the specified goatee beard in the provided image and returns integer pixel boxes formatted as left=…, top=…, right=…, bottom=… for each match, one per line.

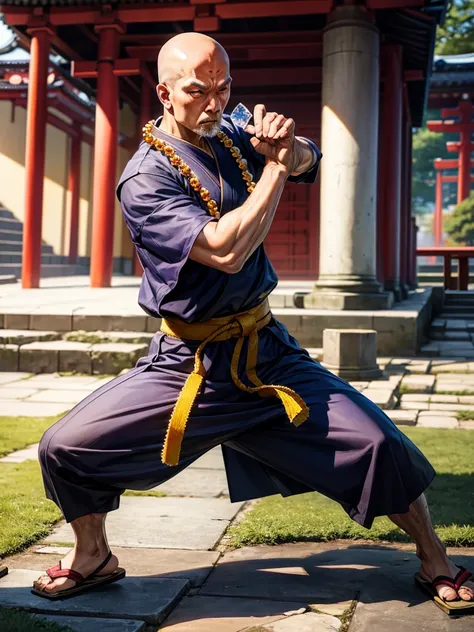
left=195, top=120, right=221, bottom=138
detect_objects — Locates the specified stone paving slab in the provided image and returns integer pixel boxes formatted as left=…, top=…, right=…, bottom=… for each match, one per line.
left=250, top=612, right=342, bottom=632
left=8, top=547, right=220, bottom=588
left=430, top=363, right=474, bottom=374
left=152, top=467, right=228, bottom=498
left=0, top=401, right=70, bottom=417
left=27, top=614, right=146, bottom=632
left=0, top=443, right=38, bottom=463
left=45, top=497, right=243, bottom=550
left=24, top=389, right=86, bottom=404
left=160, top=595, right=311, bottom=631
left=188, top=447, right=225, bottom=470
left=387, top=410, right=418, bottom=426
left=349, top=561, right=474, bottom=632
left=0, top=569, right=190, bottom=625
left=0, top=372, right=31, bottom=384
left=0, top=387, right=40, bottom=399
left=416, top=415, right=458, bottom=429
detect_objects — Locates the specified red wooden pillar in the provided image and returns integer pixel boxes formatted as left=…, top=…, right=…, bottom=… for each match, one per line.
left=458, top=101, right=473, bottom=203
left=380, top=44, right=403, bottom=300
left=22, top=27, right=52, bottom=288
left=434, top=170, right=443, bottom=249
left=133, top=80, right=154, bottom=276
left=68, top=134, right=82, bottom=264
left=399, top=113, right=409, bottom=295
left=90, top=25, right=120, bottom=288
left=409, top=217, right=418, bottom=288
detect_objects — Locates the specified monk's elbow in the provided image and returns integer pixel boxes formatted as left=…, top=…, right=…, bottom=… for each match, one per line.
left=217, top=250, right=244, bottom=274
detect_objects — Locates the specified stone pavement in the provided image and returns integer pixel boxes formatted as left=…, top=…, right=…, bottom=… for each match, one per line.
left=1, top=352, right=474, bottom=628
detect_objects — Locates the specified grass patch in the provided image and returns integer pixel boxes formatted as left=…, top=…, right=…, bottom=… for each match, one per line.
left=123, top=490, right=167, bottom=498
left=457, top=410, right=474, bottom=421
left=228, top=428, right=474, bottom=548
left=435, top=390, right=474, bottom=397
left=0, top=416, right=61, bottom=458
left=0, top=608, right=73, bottom=632
left=0, top=460, right=62, bottom=557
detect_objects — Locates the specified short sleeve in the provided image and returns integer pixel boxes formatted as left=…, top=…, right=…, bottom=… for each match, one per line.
left=120, top=170, right=215, bottom=283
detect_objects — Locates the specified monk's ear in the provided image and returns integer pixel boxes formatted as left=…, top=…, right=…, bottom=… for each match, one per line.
left=157, top=83, right=172, bottom=110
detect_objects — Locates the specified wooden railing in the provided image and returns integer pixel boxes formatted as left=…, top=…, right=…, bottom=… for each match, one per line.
left=417, top=247, right=474, bottom=290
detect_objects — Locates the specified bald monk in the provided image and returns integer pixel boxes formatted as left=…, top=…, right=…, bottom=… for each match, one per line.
left=33, top=33, right=473, bottom=612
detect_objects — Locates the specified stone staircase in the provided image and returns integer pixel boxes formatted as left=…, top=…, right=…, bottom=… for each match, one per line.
left=0, top=207, right=89, bottom=279
left=420, top=290, right=474, bottom=357
left=0, top=329, right=154, bottom=374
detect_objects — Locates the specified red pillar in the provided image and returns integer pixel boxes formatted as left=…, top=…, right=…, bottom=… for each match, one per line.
left=22, top=28, right=51, bottom=288
left=68, top=134, right=82, bottom=264
left=399, top=113, right=409, bottom=294
left=434, top=170, right=443, bottom=249
left=133, top=80, right=154, bottom=276
left=409, top=217, right=418, bottom=288
left=459, top=103, right=472, bottom=203
left=380, top=44, right=403, bottom=300
left=90, top=25, right=120, bottom=288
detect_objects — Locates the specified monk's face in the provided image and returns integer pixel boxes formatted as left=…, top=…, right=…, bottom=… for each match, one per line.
left=159, top=47, right=231, bottom=137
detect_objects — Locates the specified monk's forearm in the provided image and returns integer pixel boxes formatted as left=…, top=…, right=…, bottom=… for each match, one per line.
left=211, top=162, right=288, bottom=269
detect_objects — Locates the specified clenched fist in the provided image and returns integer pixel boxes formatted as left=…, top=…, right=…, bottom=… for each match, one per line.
left=244, top=104, right=298, bottom=172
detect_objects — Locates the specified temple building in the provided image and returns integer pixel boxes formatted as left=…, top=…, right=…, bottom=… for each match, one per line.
left=0, top=0, right=449, bottom=311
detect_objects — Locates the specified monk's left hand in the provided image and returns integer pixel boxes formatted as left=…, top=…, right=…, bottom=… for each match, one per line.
left=244, top=104, right=297, bottom=170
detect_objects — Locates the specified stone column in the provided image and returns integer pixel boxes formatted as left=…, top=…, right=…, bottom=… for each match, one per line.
left=305, top=6, right=391, bottom=310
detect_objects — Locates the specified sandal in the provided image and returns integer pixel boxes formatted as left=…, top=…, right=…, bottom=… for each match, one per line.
left=415, top=565, right=474, bottom=616
left=31, top=550, right=126, bottom=600
left=0, top=565, right=7, bottom=579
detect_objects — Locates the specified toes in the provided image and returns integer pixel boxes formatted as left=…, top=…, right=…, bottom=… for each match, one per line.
left=458, top=587, right=474, bottom=602
left=438, top=587, right=458, bottom=602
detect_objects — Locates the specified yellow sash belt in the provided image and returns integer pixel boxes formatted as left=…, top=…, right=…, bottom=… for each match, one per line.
left=159, top=299, right=309, bottom=466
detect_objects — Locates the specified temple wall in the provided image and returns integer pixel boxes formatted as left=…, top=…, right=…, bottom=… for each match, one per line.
left=0, top=99, right=137, bottom=261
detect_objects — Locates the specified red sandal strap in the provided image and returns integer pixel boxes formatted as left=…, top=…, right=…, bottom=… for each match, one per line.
left=45, top=563, right=60, bottom=575
left=454, top=567, right=472, bottom=591
left=46, top=567, right=84, bottom=583
left=432, top=576, right=457, bottom=590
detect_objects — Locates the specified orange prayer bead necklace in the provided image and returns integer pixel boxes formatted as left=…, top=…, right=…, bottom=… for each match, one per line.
left=143, top=121, right=257, bottom=219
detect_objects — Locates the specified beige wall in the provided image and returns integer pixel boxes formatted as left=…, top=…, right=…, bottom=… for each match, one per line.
left=0, top=99, right=137, bottom=260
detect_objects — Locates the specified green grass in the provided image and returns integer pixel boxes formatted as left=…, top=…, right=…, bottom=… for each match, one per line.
left=434, top=390, right=474, bottom=397
left=457, top=410, right=474, bottom=421
left=228, top=428, right=474, bottom=548
left=0, top=416, right=62, bottom=457
left=0, top=460, right=62, bottom=557
left=0, top=608, right=73, bottom=632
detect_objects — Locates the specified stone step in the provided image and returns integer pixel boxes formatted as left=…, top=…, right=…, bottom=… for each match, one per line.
left=0, top=274, right=16, bottom=285
left=442, top=305, right=474, bottom=313
left=430, top=331, right=471, bottom=341
left=0, top=217, right=22, bottom=232
left=63, top=330, right=155, bottom=345
left=439, top=312, right=474, bottom=320
left=0, top=329, right=61, bottom=345
left=0, top=239, right=54, bottom=254
left=1, top=340, right=150, bottom=374
left=0, top=253, right=75, bottom=265
left=0, top=208, right=15, bottom=219
left=0, top=228, right=23, bottom=242
left=0, top=263, right=90, bottom=277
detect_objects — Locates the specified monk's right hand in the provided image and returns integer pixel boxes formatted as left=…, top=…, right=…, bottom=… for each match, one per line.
left=244, top=104, right=298, bottom=173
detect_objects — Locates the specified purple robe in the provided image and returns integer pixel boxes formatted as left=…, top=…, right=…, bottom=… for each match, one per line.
left=38, top=115, right=435, bottom=528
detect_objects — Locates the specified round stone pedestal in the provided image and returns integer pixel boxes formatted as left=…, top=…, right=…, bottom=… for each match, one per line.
left=321, top=329, right=382, bottom=380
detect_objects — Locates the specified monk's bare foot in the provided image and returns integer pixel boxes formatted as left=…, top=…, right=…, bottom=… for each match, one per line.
left=419, top=557, right=474, bottom=602
left=32, top=544, right=118, bottom=595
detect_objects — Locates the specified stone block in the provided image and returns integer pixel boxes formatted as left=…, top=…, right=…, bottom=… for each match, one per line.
left=28, top=615, right=146, bottom=632
left=387, top=410, right=418, bottom=426
left=146, top=316, right=162, bottom=333
left=30, top=313, right=72, bottom=331
left=322, top=329, right=382, bottom=380
left=400, top=394, right=430, bottom=402
left=0, top=330, right=59, bottom=345
left=0, top=344, right=18, bottom=371
left=430, top=394, right=459, bottom=403
left=58, top=341, right=93, bottom=374
left=362, top=389, right=395, bottom=409
left=399, top=375, right=435, bottom=393
left=4, top=313, right=30, bottom=329
left=19, top=343, right=59, bottom=373
left=429, top=402, right=474, bottom=412
left=73, top=313, right=147, bottom=332
left=399, top=400, right=429, bottom=411
left=419, top=343, right=439, bottom=357
left=0, top=387, right=39, bottom=399
left=0, top=372, right=31, bottom=384
left=0, top=569, right=189, bottom=626
left=304, top=290, right=392, bottom=310
left=273, top=313, right=302, bottom=334
left=253, top=612, right=342, bottom=632
left=430, top=361, right=474, bottom=373
left=417, top=415, right=458, bottom=429
left=404, top=360, right=431, bottom=374
left=91, top=343, right=149, bottom=374
left=0, top=401, right=70, bottom=417
left=26, top=390, right=84, bottom=405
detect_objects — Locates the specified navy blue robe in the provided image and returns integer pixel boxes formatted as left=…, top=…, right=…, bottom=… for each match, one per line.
left=38, top=115, right=435, bottom=528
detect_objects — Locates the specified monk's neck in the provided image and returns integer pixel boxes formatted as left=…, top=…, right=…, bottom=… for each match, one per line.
left=159, top=115, right=207, bottom=152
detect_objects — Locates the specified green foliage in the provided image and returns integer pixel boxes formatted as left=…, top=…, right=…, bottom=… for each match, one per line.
left=445, top=192, right=474, bottom=245
left=412, top=126, right=458, bottom=213
left=436, top=0, right=474, bottom=55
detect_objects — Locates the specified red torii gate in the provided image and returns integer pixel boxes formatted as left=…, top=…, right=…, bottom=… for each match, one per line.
left=428, top=100, right=474, bottom=205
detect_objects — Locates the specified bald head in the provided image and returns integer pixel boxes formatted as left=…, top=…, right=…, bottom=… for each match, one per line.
left=158, top=32, right=229, bottom=88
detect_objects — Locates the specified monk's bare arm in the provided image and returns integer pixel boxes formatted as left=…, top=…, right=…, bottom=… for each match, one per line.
left=189, top=162, right=288, bottom=273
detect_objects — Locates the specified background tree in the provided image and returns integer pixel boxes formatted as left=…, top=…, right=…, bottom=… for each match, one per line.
left=445, top=192, right=474, bottom=245
left=436, top=0, right=474, bottom=55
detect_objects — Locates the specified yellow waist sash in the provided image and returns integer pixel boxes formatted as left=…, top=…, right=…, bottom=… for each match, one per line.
left=159, top=299, right=309, bottom=466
